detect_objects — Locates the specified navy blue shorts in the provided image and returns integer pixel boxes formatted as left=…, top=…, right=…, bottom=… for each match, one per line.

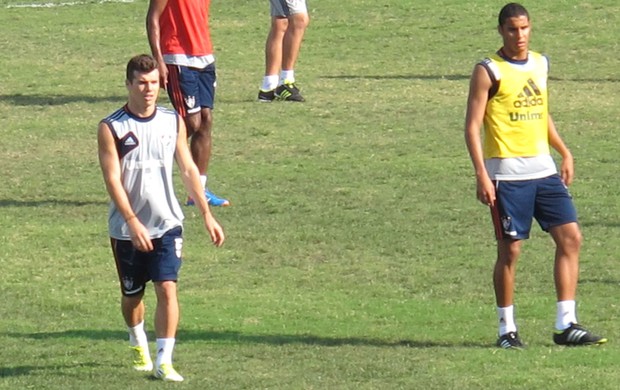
left=490, top=175, right=578, bottom=240
left=166, top=63, right=216, bottom=117
left=111, top=226, right=183, bottom=296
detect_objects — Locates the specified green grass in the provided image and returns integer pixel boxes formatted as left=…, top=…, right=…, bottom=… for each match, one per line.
left=1, top=0, right=620, bottom=388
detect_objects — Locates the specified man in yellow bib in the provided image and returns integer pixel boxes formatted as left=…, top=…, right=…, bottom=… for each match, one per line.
left=464, top=3, right=606, bottom=349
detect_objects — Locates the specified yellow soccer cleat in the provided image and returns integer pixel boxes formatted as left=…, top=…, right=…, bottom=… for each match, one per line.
left=131, top=346, right=153, bottom=372
left=155, top=364, right=184, bottom=382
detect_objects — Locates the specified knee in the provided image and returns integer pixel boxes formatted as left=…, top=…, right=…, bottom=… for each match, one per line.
left=271, top=17, right=289, bottom=34
left=198, top=109, right=213, bottom=134
left=155, top=281, right=177, bottom=302
left=122, top=292, right=144, bottom=308
left=498, top=241, right=521, bottom=265
left=562, top=229, right=582, bottom=252
left=290, top=13, right=309, bottom=30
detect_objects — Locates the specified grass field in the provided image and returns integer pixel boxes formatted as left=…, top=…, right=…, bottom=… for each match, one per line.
left=1, top=0, right=620, bottom=388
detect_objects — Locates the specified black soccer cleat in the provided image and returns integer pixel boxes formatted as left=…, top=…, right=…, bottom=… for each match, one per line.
left=553, top=323, right=607, bottom=346
left=496, top=331, right=524, bottom=350
left=275, top=82, right=305, bottom=102
left=258, top=89, right=276, bottom=102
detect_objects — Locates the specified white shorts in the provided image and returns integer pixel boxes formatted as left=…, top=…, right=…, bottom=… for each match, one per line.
left=270, top=0, right=307, bottom=16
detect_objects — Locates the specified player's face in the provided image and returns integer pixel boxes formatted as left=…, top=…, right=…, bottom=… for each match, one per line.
left=126, top=69, right=160, bottom=108
left=498, top=15, right=530, bottom=59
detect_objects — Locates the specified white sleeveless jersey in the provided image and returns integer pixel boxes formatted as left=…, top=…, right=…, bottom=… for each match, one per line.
left=102, top=105, right=184, bottom=240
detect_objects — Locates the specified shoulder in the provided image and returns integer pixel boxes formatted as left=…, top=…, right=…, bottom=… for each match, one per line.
left=529, top=51, right=549, bottom=70
left=156, top=106, right=180, bottom=122
left=479, top=57, right=502, bottom=82
left=156, top=106, right=177, bottom=115
left=102, top=106, right=126, bottom=123
left=99, top=107, right=127, bottom=136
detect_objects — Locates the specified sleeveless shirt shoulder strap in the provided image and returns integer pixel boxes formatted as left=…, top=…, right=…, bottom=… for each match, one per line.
left=479, top=57, right=501, bottom=99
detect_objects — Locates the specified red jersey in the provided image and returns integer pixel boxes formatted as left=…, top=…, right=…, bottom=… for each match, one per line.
left=160, top=0, right=213, bottom=56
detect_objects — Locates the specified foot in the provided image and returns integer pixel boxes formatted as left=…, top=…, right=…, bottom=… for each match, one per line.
left=205, top=189, right=230, bottom=207
left=258, top=88, right=276, bottom=102
left=154, top=363, right=184, bottom=382
left=130, top=346, right=153, bottom=372
left=275, top=82, right=305, bottom=102
left=553, top=323, right=607, bottom=346
left=186, top=189, right=230, bottom=207
left=496, top=331, right=524, bottom=350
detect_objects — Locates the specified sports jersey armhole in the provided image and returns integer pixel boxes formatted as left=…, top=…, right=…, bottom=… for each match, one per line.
left=480, top=59, right=500, bottom=99
left=100, top=119, right=119, bottom=141
left=541, top=54, right=550, bottom=73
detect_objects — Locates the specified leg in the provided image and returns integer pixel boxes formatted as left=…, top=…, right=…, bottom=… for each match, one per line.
left=153, top=280, right=179, bottom=339
left=550, top=223, right=606, bottom=345
left=153, top=280, right=184, bottom=381
left=265, top=17, right=288, bottom=78
left=494, top=238, right=522, bottom=307
left=281, top=12, right=309, bottom=73
left=185, top=109, right=212, bottom=176
left=122, top=292, right=153, bottom=371
left=549, top=222, right=581, bottom=301
left=121, top=293, right=145, bottom=328
left=494, top=238, right=525, bottom=348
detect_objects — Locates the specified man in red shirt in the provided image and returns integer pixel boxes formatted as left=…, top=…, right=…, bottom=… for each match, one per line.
left=147, top=0, right=229, bottom=207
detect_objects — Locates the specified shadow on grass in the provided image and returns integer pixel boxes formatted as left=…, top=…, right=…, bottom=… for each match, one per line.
left=0, top=199, right=108, bottom=207
left=579, top=278, right=620, bottom=285
left=320, top=74, right=470, bottom=81
left=580, top=220, right=620, bottom=228
left=0, top=362, right=101, bottom=378
left=7, top=329, right=489, bottom=349
left=0, top=93, right=124, bottom=106
left=320, top=75, right=620, bottom=83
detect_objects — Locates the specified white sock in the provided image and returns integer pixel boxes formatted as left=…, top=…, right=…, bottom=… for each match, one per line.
left=128, top=320, right=148, bottom=348
left=156, top=338, right=176, bottom=367
left=200, top=175, right=207, bottom=190
left=497, top=305, right=517, bottom=336
left=556, top=300, right=577, bottom=331
left=280, top=69, right=295, bottom=84
left=261, top=75, right=279, bottom=91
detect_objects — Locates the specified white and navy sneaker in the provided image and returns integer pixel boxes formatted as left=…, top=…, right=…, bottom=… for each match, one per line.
left=496, top=331, right=524, bottom=350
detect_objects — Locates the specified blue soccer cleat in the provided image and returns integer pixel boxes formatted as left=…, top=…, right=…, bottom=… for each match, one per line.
left=186, top=189, right=230, bottom=207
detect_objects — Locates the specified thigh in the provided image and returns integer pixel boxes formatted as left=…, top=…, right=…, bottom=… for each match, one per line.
left=197, top=63, right=216, bottom=109
left=111, top=238, right=150, bottom=296
left=286, top=0, right=307, bottom=15
left=147, top=226, right=184, bottom=283
left=494, top=180, right=537, bottom=240
left=534, top=175, right=578, bottom=231
left=270, top=0, right=290, bottom=17
left=166, top=64, right=201, bottom=116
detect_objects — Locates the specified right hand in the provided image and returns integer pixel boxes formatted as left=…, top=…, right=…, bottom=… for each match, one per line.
left=476, top=175, right=496, bottom=207
left=157, top=61, right=168, bottom=91
left=127, top=217, right=154, bottom=252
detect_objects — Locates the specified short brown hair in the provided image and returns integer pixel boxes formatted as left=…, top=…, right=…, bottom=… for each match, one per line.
left=126, top=54, right=158, bottom=82
left=498, top=3, right=529, bottom=27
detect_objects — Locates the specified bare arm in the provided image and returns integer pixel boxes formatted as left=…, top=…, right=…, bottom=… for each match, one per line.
left=146, top=0, right=169, bottom=89
left=97, top=122, right=154, bottom=252
left=464, top=64, right=495, bottom=206
left=174, top=117, right=226, bottom=247
left=547, top=114, right=574, bottom=185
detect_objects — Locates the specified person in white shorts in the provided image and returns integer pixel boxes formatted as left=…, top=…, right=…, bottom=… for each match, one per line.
left=258, top=0, right=309, bottom=102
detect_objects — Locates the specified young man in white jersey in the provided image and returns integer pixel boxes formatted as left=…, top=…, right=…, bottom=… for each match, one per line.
left=464, top=3, right=606, bottom=349
left=98, top=54, right=225, bottom=381
left=258, top=0, right=309, bottom=102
